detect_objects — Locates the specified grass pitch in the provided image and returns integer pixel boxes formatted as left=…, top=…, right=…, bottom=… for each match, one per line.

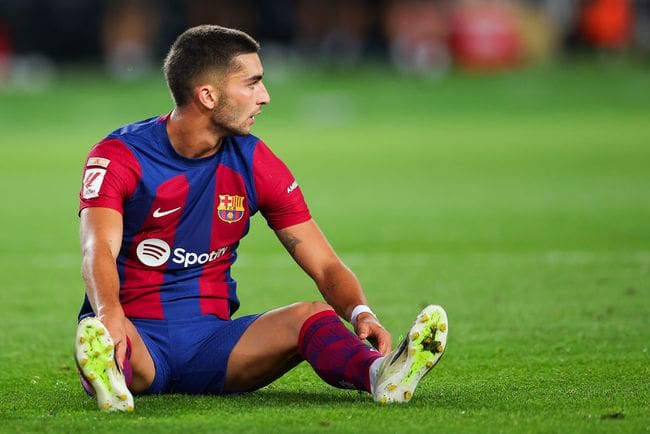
left=0, top=60, right=649, bottom=433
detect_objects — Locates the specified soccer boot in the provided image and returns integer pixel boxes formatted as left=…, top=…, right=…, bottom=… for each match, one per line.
left=373, top=304, right=448, bottom=404
left=74, top=317, right=134, bottom=412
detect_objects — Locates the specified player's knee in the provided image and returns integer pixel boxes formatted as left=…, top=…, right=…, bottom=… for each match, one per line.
left=293, top=301, right=334, bottom=321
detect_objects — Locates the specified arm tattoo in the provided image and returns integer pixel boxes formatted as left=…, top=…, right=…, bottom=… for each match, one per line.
left=278, top=231, right=302, bottom=257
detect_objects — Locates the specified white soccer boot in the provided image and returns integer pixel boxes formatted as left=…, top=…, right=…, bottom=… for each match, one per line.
left=74, top=317, right=134, bottom=412
left=372, top=304, right=448, bottom=404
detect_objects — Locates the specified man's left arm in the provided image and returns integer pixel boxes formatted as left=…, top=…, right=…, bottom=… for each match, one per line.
left=275, top=219, right=392, bottom=354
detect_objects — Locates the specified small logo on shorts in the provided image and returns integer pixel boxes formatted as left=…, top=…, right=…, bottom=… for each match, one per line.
left=136, top=238, right=171, bottom=267
left=217, top=194, right=245, bottom=224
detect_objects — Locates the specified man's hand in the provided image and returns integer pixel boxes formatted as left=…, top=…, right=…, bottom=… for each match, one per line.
left=97, top=310, right=129, bottom=370
left=355, top=312, right=392, bottom=355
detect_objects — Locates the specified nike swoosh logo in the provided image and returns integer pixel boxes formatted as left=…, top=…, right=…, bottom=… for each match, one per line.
left=153, top=207, right=182, bottom=218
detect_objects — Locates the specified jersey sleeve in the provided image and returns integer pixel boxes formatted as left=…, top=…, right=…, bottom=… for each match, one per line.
left=79, top=137, right=141, bottom=215
left=252, top=141, right=311, bottom=230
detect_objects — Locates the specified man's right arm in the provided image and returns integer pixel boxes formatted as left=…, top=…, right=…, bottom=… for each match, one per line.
left=79, top=207, right=129, bottom=368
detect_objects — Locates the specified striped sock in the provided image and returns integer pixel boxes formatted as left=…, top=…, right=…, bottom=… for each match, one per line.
left=298, top=310, right=382, bottom=392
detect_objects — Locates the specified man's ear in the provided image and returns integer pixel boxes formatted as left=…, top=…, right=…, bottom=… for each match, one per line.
left=197, top=85, right=217, bottom=110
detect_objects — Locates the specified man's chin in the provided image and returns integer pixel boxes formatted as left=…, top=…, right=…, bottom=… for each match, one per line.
left=224, top=126, right=251, bottom=137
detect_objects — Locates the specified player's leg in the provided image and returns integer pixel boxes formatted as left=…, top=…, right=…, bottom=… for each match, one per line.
left=74, top=317, right=156, bottom=411
left=224, top=300, right=382, bottom=393
left=225, top=302, right=449, bottom=404
left=224, top=301, right=325, bottom=392
left=119, top=319, right=156, bottom=392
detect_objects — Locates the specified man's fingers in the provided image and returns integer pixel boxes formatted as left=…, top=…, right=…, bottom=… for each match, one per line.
left=114, top=339, right=127, bottom=371
left=357, top=320, right=393, bottom=355
left=98, top=314, right=128, bottom=371
left=370, top=324, right=391, bottom=355
left=357, top=322, right=369, bottom=340
left=378, top=332, right=392, bottom=355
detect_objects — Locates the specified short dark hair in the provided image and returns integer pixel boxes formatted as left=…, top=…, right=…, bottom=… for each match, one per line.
left=163, top=25, right=260, bottom=106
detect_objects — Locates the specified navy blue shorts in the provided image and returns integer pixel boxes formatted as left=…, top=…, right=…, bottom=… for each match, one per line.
left=131, top=314, right=261, bottom=395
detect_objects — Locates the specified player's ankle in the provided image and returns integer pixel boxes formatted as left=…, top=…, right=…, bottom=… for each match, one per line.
left=368, top=356, right=384, bottom=394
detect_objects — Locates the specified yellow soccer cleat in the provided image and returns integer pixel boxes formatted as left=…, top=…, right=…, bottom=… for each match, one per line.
left=74, top=317, right=134, bottom=412
left=372, top=304, right=448, bottom=404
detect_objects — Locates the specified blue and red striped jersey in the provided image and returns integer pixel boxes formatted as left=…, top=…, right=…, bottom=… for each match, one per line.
left=78, top=114, right=311, bottom=321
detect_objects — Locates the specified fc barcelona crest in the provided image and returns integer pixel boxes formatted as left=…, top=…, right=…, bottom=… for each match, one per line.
left=217, top=194, right=245, bottom=224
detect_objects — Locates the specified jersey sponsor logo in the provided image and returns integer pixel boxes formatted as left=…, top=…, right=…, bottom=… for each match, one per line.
left=172, top=246, right=228, bottom=268
left=287, top=180, right=299, bottom=194
left=86, top=157, right=111, bottom=168
left=136, top=238, right=171, bottom=267
left=135, top=238, right=229, bottom=268
left=82, top=168, right=107, bottom=199
left=153, top=206, right=182, bottom=218
left=217, top=194, right=245, bottom=224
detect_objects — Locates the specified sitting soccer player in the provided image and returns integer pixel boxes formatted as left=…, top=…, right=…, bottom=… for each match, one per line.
left=74, top=25, right=448, bottom=412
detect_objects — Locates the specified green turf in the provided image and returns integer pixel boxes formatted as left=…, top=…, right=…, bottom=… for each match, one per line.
left=0, top=60, right=649, bottom=433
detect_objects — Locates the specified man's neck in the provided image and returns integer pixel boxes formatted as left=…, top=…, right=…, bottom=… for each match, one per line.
left=166, top=107, right=224, bottom=159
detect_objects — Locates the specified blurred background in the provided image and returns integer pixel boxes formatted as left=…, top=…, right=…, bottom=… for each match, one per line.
left=1, top=3, right=649, bottom=424
left=0, top=0, right=648, bottom=86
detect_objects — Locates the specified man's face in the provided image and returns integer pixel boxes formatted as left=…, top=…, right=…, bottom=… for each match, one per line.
left=211, top=53, right=270, bottom=136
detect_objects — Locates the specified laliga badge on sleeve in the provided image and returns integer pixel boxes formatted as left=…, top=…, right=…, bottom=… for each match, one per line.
left=82, top=168, right=107, bottom=199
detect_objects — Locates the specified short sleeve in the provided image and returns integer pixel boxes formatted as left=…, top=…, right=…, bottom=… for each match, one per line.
left=253, top=141, right=311, bottom=230
left=79, top=137, right=141, bottom=215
